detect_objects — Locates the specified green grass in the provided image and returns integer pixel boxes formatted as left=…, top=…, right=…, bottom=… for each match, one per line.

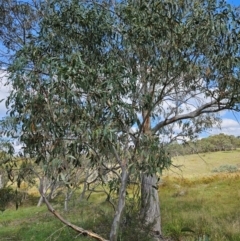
left=0, top=201, right=100, bottom=241
left=1, top=150, right=240, bottom=240
left=0, top=205, right=76, bottom=241
left=160, top=149, right=240, bottom=240
left=160, top=176, right=240, bottom=240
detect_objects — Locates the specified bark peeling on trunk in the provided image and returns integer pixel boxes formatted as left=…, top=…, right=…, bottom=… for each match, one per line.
left=141, top=173, right=161, bottom=235
left=141, top=100, right=162, bottom=236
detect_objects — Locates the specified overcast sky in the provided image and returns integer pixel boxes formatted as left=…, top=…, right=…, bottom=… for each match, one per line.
left=0, top=0, right=239, bottom=140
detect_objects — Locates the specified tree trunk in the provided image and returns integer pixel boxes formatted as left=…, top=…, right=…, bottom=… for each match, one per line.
left=37, top=176, right=50, bottom=207
left=109, top=168, right=128, bottom=241
left=139, top=64, right=162, bottom=238
left=64, top=189, right=73, bottom=211
left=141, top=173, right=161, bottom=236
left=0, top=174, right=2, bottom=189
left=37, top=195, right=44, bottom=207
left=79, top=180, right=87, bottom=201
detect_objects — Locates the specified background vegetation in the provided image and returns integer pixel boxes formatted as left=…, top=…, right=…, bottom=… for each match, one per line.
left=167, top=133, right=240, bottom=156
left=1, top=145, right=240, bottom=241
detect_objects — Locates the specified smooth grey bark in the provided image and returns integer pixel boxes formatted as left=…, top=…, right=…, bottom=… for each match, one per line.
left=79, top=181, right=87, bottom=201
left=0, top=174, right=2, bottom=189
left=37, top=176, right=51, bottom=207
left=64, top=188, right=73, bottom=211
left=109, top=168, right=129, bottom=241
left=141, top=173, right=161, bottom=235
left=37, top=195, right=44, bottom=207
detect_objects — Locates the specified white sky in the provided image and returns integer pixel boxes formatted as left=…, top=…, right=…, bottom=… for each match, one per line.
left=0, top=70, right=11, bottom=117
left=202, top=116, right=240, bottom=137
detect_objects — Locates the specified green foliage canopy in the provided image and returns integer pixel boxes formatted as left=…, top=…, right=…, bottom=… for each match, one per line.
left=0, top=0, right=240, bottom=239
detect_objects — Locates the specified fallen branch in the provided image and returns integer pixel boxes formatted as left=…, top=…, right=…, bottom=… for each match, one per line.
left=42, top=195, right=109, bottom=241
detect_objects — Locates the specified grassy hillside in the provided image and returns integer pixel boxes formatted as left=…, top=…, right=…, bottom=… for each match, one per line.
left=1, top=150, right=240, bottom=241
left=163, top=149, right=240, bottom=178
left=160, top=174, right=240, bottom=240
left=160, top=150, right=240, bottom=240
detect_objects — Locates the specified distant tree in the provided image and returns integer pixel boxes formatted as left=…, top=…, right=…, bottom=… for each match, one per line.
left=1, top=0, right=240, bottom=241
left=168, top=134, right=240, bottom=155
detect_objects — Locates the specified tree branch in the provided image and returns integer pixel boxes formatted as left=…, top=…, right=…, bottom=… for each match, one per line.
left=42, top=195, right=109, bottom=241
left=152, top=100, right=229, bottom=134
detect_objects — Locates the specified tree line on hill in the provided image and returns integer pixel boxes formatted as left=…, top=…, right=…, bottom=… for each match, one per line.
left=167, top=134, right=240, bottom=156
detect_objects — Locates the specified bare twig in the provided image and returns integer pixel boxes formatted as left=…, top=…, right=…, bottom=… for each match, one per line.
left=44, top=225, right=67, bottom=241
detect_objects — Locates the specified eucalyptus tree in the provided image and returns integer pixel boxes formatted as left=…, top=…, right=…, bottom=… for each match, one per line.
left=118, top=1, right=240, bottom=238
left=2, top=0, right=240, bottom=241
left=5, top=1, right=139, bottom=240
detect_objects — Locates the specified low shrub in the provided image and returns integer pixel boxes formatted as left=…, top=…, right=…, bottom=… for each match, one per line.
left=211, top=165, right=238, bottom=173
left=0, top=187, right=15, bottom=212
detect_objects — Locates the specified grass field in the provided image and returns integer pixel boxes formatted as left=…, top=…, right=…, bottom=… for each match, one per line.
left=160, top=150, right=240, bottom=240
left=0, top=150, right=240, bottom=241
left=163, top=149, right=240, bottom=178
